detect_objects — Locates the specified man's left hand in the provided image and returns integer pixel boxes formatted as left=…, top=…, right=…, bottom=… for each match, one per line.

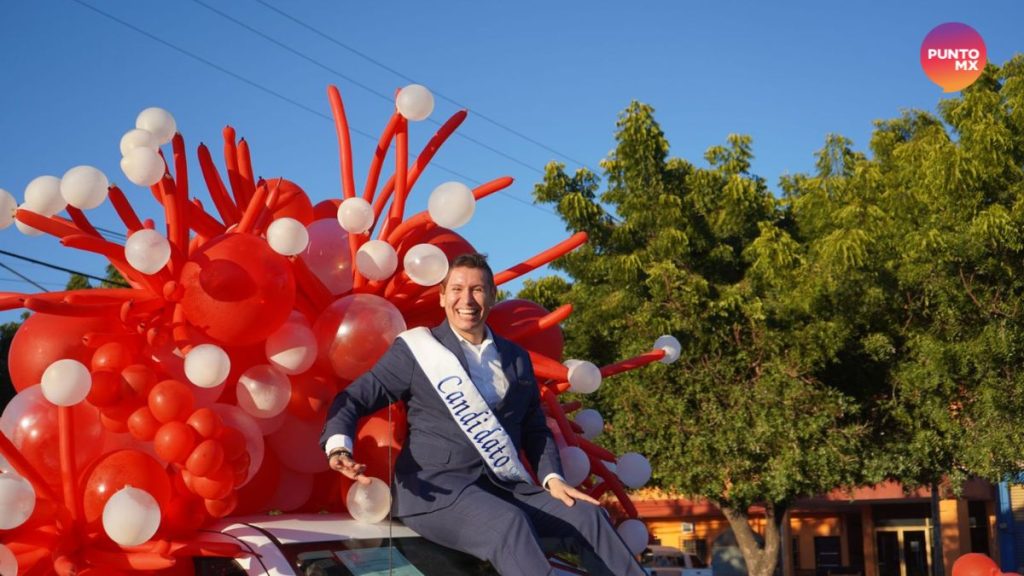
left=547, top=476, right=600, bottom=507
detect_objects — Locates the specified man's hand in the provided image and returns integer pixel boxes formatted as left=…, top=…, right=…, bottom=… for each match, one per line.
left=328, top=450, right=372, bottom=485
left=547, top=476, right=600, bottom=507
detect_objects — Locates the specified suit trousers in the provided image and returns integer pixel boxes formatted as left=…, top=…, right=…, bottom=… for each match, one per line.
left=398, top=477, right=646, bottom=576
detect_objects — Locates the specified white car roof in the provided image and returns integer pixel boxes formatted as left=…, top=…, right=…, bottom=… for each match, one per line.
left=210, top=512, right=420, bottom=544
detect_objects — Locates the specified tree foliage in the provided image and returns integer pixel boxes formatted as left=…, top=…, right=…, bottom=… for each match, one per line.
left=524, top=56, right=1024, bottom=576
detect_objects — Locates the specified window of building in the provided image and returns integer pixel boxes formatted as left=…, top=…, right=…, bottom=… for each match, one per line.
left=683, top=538, right=709, bottom=564
left=814, top=536, right=842, bottom=569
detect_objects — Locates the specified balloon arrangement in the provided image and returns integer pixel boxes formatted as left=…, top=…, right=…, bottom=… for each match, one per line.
left=0, top=84, right=682, bottom=575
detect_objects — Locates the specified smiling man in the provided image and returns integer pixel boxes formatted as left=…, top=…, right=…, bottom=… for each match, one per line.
left=320, top=253, right=645, bottom=576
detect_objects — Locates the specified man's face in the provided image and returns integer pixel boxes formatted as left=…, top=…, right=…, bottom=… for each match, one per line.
left=439, top=266, right=496, bottom=342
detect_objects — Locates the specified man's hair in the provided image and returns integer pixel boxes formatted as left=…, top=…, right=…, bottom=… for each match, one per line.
left=443, top=252, right=495, bottom=290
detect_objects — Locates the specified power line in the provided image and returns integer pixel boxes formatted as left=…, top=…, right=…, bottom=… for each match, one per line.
left=253, top=0, right=592, bottom=170
left=67, top=0, right=557, bottom=217
left=0, top=249, right=128, bottom=287
left=0, top=262, right=48, bottom=292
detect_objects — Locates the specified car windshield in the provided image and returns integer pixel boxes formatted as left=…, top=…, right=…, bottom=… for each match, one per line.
left=282, top=537, right=500, bottom=575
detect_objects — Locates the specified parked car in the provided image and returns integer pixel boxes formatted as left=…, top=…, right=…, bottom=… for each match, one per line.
left=194, top=513, right=588, bottom=575
left=641, top=545, right=713, bottom=576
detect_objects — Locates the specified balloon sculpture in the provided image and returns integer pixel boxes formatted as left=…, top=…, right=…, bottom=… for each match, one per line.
left=0, top=84, right=682, bottom=575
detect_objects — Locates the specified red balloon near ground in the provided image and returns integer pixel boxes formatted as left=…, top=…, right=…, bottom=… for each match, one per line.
left=81, top=449, right=171, bottom=524
left=488, top=299, right=565, bottom=360
left=952, top=554, right=999, bottom=576
left=180, top=233, right=296, bottom=346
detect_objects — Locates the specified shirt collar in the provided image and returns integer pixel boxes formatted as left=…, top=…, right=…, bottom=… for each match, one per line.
left=449, top=324, right=495, bottom=349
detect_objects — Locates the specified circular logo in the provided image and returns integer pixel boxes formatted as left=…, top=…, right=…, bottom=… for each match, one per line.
left=920, top=23, right=987, bottom=92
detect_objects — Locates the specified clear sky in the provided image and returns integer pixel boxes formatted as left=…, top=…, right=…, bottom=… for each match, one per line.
left=1, top=0, right=1021, bottom=325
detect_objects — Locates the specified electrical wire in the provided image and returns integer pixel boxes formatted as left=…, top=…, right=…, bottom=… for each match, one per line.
left=0, top=262, right=49, bottom=292
left=0, top=249, right=129, bottom=287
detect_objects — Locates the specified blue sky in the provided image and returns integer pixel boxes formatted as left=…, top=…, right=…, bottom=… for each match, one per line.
left=1, top=0, right=1021, bottom=324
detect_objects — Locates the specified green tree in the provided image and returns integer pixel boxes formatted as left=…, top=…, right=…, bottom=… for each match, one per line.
left=525, top=102, right=868, bottom=576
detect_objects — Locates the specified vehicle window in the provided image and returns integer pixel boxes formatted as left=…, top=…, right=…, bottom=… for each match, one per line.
left=194, top=557, right=248, bottom=576
left=689, top=554, right=708, bottom=568
left=282, top=538, right=500, bottom=576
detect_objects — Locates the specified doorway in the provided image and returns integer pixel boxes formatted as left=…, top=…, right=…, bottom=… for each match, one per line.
left=876, top=528, right=930, bottom=576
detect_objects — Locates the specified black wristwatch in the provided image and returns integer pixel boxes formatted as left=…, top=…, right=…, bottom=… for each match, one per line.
left=328, top=448, right=352, bottom=461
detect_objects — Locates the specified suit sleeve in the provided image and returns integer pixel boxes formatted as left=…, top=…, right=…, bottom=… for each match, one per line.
left=319, top=338, right=415, bottom=451
left=517, top=349, right=564, bottom=482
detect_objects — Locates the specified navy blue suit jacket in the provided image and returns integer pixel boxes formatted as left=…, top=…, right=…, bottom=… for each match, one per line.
left=319, top=320, right=564, bottom=518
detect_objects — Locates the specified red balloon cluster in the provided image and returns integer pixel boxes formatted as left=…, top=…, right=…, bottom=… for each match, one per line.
left=0, top=85, right=668, bottom=575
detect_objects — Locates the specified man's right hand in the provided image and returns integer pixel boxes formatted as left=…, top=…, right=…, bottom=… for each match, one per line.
left=328, top=451, right=372, bottom=485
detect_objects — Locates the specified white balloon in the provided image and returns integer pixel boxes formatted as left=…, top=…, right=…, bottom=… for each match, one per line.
left=24, top=175, right=66, bottom=215
left=559, top=446, right=591, bottom=487
left=265, top=321, right=317, bottom=375
left=337, top=197, right=375, bottom=234
left=574, top=409, right=604, bottom=440
left=120, top=128, right=158, bottom=156
left=427, top=181, right=475, bottom=229
left=124, top=228, right=171, bottom=275
left=565, top=359, right=602, bottom=394
left=617, top=519, right=649, bottom=555
left=0, top=473, right=36, bottom=530
left=103, top=486, right=161, bottom=547
left=40, top=358, right=92, bottom=406
left=0, top=189, right=15, bottom=229
left=404, top=243, right=449, bottom=286
left=356, top=240, right=398, bottom=281
left=0, top=542, right=16, bottom=576
left=654, top=334, right=682, bottom=364
left=395, top=84, right=434, bottom=121
left=236, top=364, right=292, bottom=419
left=347, top=477, right=392, bottom=524
left=120, top=146, right=165, bottom=187
left=61, top=165, right=109, bottom=210
left=184, top=344, right=231, bottom=388
left=300, top=219, right=354, bottom=295
left=267, top=217, right=309, bottom=256
left=135, top=107, right=177, bottom=145
left=616, top=452, right=652, bottom=489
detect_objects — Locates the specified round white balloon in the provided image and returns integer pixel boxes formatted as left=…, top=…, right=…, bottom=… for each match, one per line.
left=574, top=409, right=604, bottom=440
left=337, top=197, right=375, bottom=234
left=124, top=228, right=171, bottom=275
left=347, top=477, right=392, bottom=523
left=616, top=452, right=652, bottom=489
left=61, top=165, right=109, bottom=210
left=0, top=473, right=36, bottom=530
left=40, top=358, right=92, bottom=406
left=265, top=321, right=317, bottom=375
left=102, top=486, right=161, bottom=547
left=395, top=84, right=434, bottom=121
left=24, top=175, right=66, bottom=215
left=403, top=243, right=449, bottom=286
left=236, top=364, right=292, bottom=419
left=0, top=189, right=16, bottom=229
left=120, top=128, right=158, bottom=157
left=135, top=107, right=177, bottom=145
left=356, top=240, right=398, bottom=281
left=427, top=182, right=475, bottom=229
left=267, top=217, right=309, bottom=256
left=0, top=542, right=16, bottom=576
left=559, top=446, right=591, bottom=487
left=184, top=344, right=231, bottom=388
left=617, top=518, right=649, bottom=555
left=654, top=334, right=682, bottom=364
left=565, top=359, right=602, bottom=394
left=120, top=146, right=165, bottom=187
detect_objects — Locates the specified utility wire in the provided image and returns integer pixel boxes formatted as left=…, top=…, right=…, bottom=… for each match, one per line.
left=0, top=262, right=48, bottom=292
left=253, top=0, right=592, bottom=170
left=68, top=0, right=558, bottom=217
left=0, top=249, right=129, bottom=287
left=189, top=0, right=546, bottom=175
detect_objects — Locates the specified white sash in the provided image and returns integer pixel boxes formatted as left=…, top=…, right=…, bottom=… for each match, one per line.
left=399, top=327, right=535, bottom=485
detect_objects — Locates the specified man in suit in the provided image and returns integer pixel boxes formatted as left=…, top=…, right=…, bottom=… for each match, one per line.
left=320, top=253, right=646, bottom=576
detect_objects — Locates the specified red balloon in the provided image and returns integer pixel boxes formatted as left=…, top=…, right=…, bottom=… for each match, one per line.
left=218, top=426, right=247, bottom=461
left=287, top=374, right=337, bottom=419
left=952, top=554, right=999, bottom=576
left=161, top=491, right=208, bottom=538
left=395, top=226, right=475, bottom=262
left=186, top=407, right=223, bottom=439
left=312, top=198, right=341, bottom=221
left=87, top=370, right=124, bottom=407
left=148, top=380, right=195, bottom=423
left=355, top=403, right=408, bottom=481
left=234, top=446, right=281, bottom=515
left=266, top=178, right=314, bottom=225
left=299, top=470, right=340, bottom=513
left=122, top=363, right=158, bottom=398
left=90, top=342, right=136, bottom=373
left=186, top=439, right=225, bottom=477
left=154, top=421, right=198, bottom=464
left=127, top=406, right=161, bottom=441
left=488, top=299, right=565, bottom=360
left=81, top=449, right=171, bottom=524
left=180, top=233, right=296, bottom=346
left=184, top=465, right=234, bottom=500
left=8, top=313, right=119, bottom=392
left=204, top=491, right=238, bottom=519
left=313, top=294, right=406, bottom=381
